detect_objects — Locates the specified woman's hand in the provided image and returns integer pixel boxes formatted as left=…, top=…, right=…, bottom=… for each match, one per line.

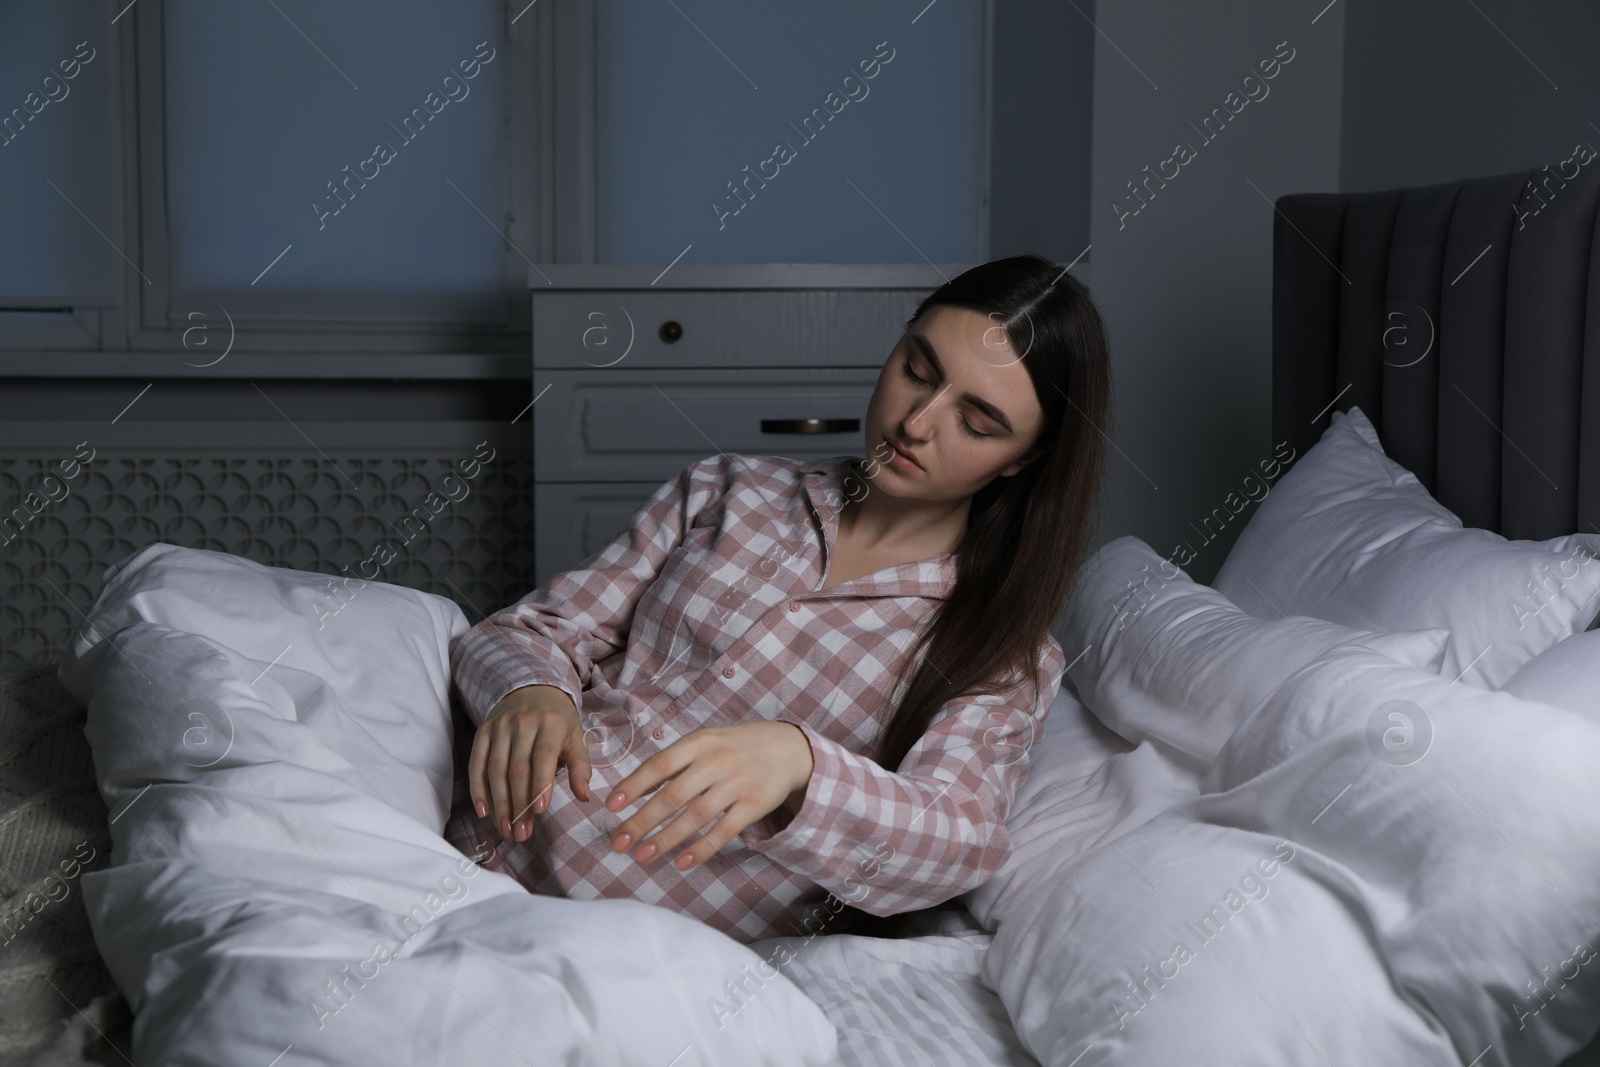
left=469, top=684, right=593, bottom=842
left=604, top=721, right=814, bottom=871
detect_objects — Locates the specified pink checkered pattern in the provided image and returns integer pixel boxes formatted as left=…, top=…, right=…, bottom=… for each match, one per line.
left=443, top=452, right=1066, bottom=944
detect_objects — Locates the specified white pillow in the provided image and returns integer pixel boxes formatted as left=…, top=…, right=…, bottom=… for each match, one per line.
left=960, top=682, right=1199, bottom=931
left=1063, top=535, right=1450, bottom=773
left=985, top=641, right=1600, bottom=1065
left=57, top=542, right=467, bottom=832
left=985, top=816, right=1462, bottom=1064
left=963, top=537, right=1448, bottom=933
left=1214, top=406, right=1600, bottom=688
left=1501, top=628, right=1600, bottom=717
left=1202, top=644, right=1600, bottom=1065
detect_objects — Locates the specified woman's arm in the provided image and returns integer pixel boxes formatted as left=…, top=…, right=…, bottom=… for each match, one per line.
left=736, top=635, right=1069, bottom=916
left=451, top=456, right=726, bottom=728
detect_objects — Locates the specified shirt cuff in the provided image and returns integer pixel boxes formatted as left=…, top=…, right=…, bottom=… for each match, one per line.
left=464, top=665, right=584, bottom=727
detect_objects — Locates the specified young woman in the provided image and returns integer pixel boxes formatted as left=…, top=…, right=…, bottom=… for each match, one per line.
left=442, top=254, right=1112, bottom=944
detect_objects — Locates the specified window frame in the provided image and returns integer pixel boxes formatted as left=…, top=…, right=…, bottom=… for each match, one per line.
left=0, top=0, right=999, bottom=374
left=0, top=0, right=597, bottom=373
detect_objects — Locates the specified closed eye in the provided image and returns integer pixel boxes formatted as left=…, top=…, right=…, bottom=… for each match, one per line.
left=900, top=357, right=991, bottom=439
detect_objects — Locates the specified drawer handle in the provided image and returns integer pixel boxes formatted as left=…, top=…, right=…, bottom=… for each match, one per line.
left=760, top=418, right=860, bottom=435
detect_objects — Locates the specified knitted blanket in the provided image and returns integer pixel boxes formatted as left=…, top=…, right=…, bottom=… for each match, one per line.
left=0, top=665, right=130, bottom=1065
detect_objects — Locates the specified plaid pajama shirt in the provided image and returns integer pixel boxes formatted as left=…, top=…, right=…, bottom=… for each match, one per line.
left=442, top=451, right=1066, bottom=944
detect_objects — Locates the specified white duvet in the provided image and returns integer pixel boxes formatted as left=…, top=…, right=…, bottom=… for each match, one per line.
left=57, top=545, right=838, bottom=1067
left=55, top=541, right=1600, bottom=1067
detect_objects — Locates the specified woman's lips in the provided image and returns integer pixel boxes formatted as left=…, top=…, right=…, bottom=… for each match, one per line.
left=884, top=439, right=922, bottom=471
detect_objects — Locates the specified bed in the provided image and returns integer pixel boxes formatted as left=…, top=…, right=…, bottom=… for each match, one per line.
left=7, top=156, right=1600, bottom=1066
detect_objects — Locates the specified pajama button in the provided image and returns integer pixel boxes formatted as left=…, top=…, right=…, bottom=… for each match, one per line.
left=722, top=666, right=736, bottom=677
left=789, top=602, right=800, bottom=612
left=652, top=727, right=665, bottom=740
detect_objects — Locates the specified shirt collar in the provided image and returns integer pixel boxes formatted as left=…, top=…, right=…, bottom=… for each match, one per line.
left=799, top=455, right=959, bottom=600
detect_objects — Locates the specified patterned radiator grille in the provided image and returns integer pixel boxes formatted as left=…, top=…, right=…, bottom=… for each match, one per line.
left=0, top=426, right=534, bottom=671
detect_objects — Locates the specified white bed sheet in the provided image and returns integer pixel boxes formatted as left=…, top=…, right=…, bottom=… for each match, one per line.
left=753, top=907, right=1035, bottom=1067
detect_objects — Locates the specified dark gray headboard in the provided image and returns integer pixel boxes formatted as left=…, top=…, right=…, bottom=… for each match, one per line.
left=1271, top=158, right=1600, bottom=541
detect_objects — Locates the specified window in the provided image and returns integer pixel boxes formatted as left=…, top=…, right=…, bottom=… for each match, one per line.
left=163, top=1, right=513, bottom=319
left=0, top=0, right=574, bottom=363
left=592, top=0, right=989, bottom=263
left=0, top=0, right=996, bottom=363
left=0, top=5, right=118, bottom=350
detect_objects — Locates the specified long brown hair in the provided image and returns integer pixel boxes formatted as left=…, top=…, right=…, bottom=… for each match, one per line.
left=835, top=253, right=1113, bottom=937
left=872, top=253, right=1112, bottom=770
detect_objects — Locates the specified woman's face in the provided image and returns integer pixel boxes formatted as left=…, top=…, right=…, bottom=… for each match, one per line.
left=861, top=305, right=1046, bottom=504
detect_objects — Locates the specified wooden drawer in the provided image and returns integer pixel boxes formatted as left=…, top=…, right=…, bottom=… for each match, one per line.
left=533, top=481, right=663, bottom=583
left=531, top=289, right=921, bottom=370
left=531, top=367, right=878, bottom=483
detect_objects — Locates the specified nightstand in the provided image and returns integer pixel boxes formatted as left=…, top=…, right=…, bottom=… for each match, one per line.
left=528, top=263, right=968, bottom=582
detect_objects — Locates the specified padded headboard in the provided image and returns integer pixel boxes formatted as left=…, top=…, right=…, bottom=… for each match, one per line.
left=1271, top=157, right=1600, bottom=540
